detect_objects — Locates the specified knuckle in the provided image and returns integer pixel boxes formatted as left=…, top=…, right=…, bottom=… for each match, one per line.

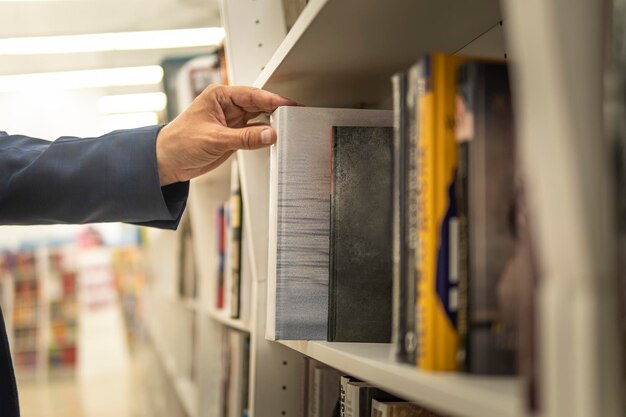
left=240, top=129, right=254, bottom=149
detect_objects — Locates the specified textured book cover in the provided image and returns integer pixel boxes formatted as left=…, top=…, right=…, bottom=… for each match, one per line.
left=229, top=158, right=243, bottom=318
left=391, top=70, right=419, bottom=363
left=266, top=106, right=392, bottom=340
left=456, top=62, right=517, bottom=374
left=415, top=53, right=465, bottom=371
left=329, top=126, right=393, bottom=342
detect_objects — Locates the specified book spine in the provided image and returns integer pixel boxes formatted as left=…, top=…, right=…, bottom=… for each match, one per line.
left=416, top=53, right=462, bottom=371
left=455, top=64, right=471, bottom=372
left=229, top=159, right=242, bottom=318
left=392, top=72, right=417, bottom=363
left=340, top=376, right=349, bottom=417
left=216, top=206, right=225, bottom=309
left=465, top=63, right=517, bottom=375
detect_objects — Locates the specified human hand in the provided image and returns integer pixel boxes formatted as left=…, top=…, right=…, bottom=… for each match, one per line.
left=156, top=85, right=297, bottom=186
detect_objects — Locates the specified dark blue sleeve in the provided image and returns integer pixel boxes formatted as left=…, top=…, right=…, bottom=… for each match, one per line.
left=0, top=125, right=188, bottom=230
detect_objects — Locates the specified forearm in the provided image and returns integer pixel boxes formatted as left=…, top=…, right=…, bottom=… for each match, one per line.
left=0, top=126, right=188, bottom=229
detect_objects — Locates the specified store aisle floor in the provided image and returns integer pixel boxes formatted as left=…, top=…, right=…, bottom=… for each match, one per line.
left=18, top=368, right=139, bottom=417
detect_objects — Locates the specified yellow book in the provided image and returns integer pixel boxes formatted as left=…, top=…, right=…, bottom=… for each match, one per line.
left=415, top=53, right=464, bottom=371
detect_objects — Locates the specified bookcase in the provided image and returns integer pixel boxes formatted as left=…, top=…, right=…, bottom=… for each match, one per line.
left=141, top=1, right=624, bottom=417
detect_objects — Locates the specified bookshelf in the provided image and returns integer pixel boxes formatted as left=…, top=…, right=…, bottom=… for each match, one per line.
left=141, top=1, right=624, bottom=417
left=279, top=341, right=520, bottom=417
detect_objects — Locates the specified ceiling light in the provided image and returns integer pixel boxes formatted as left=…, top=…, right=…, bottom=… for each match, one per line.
left=0, top=66, right=164, bottom=92
left=0, top=27, right=225, bottom=55
left=98, top=92, right=167, bottom=114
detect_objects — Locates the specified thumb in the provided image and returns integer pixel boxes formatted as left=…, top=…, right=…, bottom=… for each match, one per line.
left=221, top=125, right=277, bottom=150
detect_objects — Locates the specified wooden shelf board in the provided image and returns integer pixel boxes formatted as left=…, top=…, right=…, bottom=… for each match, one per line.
left=205, top=308, right=251, bottom=333
left=255, top=0, right=501, bottom=107
left=278, top=341, right=522, bottom=417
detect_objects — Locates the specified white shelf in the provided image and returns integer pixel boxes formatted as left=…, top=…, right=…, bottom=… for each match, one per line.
left=278, top=341, right=522, bottom=417
left=254, top=0, right=501, bottom=107
left=205, top=307, right=251, bottom=333
left=149, top=327, right=199, bottom=417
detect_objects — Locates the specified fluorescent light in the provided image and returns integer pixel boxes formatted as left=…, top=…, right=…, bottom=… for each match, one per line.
left=0, top=28, right=225, bottom=55
left=99, top=92, right=167, bottom=114
left=0, top=66, right=163, bottom=92
left=102, top=112, right=160, bottom=132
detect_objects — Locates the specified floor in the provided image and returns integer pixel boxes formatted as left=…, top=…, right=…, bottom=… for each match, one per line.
left=18, top=368, right=138, bottom=417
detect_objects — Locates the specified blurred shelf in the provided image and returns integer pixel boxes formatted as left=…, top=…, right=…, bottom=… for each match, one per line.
left=14, top=346, right=38, bottom=353
left=205, top=308, right=251, bottom=333
left=181, top=298, right=201, bottom=311
left=192, top=158, right=232, bottom=186
left=176, top=377, right=199, bottom=417
left=148, top=326, right=199, bottom=417
left=278, top=341, right=522, bottom=417
left=255, top=0, right=501, bottom=107
left=13, top=323, right=39, bottom=329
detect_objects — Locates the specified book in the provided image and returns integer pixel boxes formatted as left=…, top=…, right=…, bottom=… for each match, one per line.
left=223, top=201, right=232, bottom=313
left=307, top=362, right=341, bottom=417
left=340, top=376, right=347, bottom=417
left=455, top=62, right=517, bottom=374
left=347, top=382, right=398, bottom=417
left=239, top=216, right=253, bottom=322
left=226, top=330, right=250, bottom=417
left=216, top=205, right=226, bottom=309
left=414, top=54, right=464, bottom=371
left=266, top=106, right=393, bottom=340
left=229, top=159, right=243, bottom=318
left=391, top=71, right=418, bottom=363
left=329, top=126, right=393, bottom=342
left=371, top=401, right=440, bottom=417
left=179, top=217, right=197, bottom=299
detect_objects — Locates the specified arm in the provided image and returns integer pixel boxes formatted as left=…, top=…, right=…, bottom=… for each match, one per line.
left=0, top=125, right=187, bottom=229
left=0, top=86, right=295, bottom=229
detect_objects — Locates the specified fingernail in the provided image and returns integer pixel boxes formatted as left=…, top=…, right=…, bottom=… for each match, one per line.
left=261, top=129, right=273, bottom=145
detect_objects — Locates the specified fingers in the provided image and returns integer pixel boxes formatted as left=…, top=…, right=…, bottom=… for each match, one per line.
left=226, top=86, right=298, bottom=113
left=219, top=125, right=277, bottom=150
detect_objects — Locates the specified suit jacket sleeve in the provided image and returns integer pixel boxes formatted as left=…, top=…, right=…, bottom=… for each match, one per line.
left=0, top=125, right=188, bottom=230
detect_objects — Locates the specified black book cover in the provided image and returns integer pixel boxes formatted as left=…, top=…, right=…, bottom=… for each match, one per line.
left=456, top=62, right=517, bottom=374
left=356, top=386, right=399, bottom=417
left=329, top=126, right=394, bottom=342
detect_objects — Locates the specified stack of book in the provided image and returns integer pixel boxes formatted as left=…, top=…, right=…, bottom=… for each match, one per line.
left=265, top=52, right=537, bottom=379
left=304, top=363, right=443, bottom=417
left=214, top=159, right=252, bottom=321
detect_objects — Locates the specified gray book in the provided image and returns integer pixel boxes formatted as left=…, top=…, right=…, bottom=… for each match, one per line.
left=266, top=106, right=393, bottom=340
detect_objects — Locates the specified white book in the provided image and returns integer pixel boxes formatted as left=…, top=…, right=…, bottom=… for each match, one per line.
left=340, top=376, right=351, bottom=417
left=266, top=106, right=393, bottom=340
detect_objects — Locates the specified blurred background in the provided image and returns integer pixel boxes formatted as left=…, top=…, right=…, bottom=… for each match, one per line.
left=0, top=0, right=225, bottom=415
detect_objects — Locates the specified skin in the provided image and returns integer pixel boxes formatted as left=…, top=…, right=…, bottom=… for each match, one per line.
left=156, top=85, right=297, bottom=186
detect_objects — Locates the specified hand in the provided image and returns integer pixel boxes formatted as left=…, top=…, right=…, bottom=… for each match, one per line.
left=156, top=85, right=297, bottom=186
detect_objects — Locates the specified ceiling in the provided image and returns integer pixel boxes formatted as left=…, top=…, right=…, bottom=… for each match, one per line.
left=0, top=0, right=222, bottom=75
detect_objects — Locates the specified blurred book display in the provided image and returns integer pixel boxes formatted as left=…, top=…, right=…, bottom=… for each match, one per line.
left=47, top=250, right=79, bottom=374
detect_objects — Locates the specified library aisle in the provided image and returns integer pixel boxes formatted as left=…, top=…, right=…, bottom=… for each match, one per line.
left=19, top=369, right=135, bottom=417
left=1, top=1, right=625, bottom=417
